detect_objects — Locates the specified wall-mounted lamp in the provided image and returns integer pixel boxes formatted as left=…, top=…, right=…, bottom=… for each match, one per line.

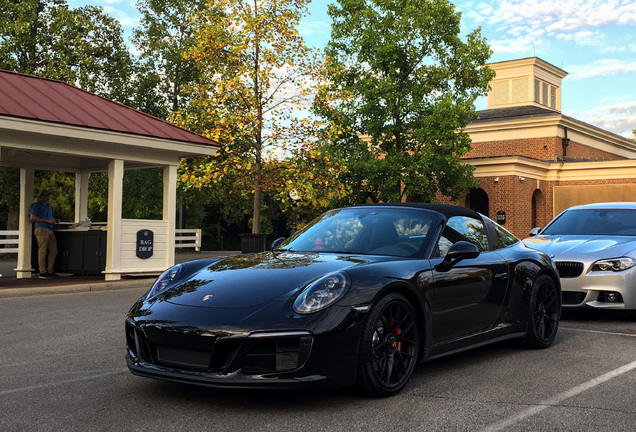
left=494, top=177, right=499, bottom=183
left=519, top=177, right=525, bottom=181
left=562, top=127, right=570, bottom=157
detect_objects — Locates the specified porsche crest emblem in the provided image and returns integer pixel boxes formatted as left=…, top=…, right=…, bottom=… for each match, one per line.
left=202, top=295, right=213, bottom=302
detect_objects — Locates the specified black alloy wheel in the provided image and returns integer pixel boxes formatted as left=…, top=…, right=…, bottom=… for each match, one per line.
left=526, top=274, right=561, bottom=349
left=357, top=293, right=420, bottom=397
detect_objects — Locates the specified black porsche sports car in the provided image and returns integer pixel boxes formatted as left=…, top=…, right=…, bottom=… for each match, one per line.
left=126, top=204, right=561, bottom=397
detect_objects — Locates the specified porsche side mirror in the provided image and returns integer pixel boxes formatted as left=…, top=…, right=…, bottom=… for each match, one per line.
left=529, top=227, right=541, bottom=237
left=271, top=237, right=286, bottom=250
left=435, top=241, right=480, bottom=272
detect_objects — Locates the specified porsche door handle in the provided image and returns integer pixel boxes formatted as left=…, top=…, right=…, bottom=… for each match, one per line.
left=494, top=272, right=508, bottom=280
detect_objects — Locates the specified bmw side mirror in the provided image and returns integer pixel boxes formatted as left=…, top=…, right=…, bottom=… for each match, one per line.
left=529, top=227, right=541, bottom=237
left=435, top=241, right=480, bottom=272
left=271, top=237, right=286, bottom=250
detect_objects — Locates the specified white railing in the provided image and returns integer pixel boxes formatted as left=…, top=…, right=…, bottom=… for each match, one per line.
left=0, top=229, right=202, bottom=253
left=0, top=230, right=19, bottom=253
left=175, top=228, right=202, bottom=251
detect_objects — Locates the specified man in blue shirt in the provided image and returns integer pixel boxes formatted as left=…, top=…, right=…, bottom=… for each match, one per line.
left=29, top=190, right=59, bottom=278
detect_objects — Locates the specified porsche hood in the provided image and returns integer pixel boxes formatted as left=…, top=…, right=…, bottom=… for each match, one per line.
left=156, top=252, right=386, bottom=308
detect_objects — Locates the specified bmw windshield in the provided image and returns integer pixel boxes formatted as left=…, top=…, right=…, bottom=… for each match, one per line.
left=542, top=208, right=636, bottom=236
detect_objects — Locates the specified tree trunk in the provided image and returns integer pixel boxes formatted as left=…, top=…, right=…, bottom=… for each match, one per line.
left=251, top=0, right=262, bottom=234
left=252, top=156, right=262, bottom=234
left=7, top=208, right=19, bottom=230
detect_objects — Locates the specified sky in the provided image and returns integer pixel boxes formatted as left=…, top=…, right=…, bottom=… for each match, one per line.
left=68, top=0, right=636, bottom=138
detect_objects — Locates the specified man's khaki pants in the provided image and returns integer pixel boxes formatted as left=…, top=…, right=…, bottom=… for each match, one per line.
left=34, top=227, right=58, bottom=274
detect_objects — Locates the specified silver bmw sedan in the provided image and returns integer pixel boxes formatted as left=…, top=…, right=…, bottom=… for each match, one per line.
left=524, top=202, right=636, bottom=310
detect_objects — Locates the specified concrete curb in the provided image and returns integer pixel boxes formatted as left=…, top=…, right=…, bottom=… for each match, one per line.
left=0, top=278, right=153, bottom=299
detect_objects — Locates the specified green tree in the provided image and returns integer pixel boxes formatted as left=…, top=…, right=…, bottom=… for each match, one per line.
left=322, top=0, right=495, bottom=203
left=132, top=0, right=209, bottom=119
left=0, top=0, right=133, bottom=102
left=0, top=168, right=78, bottom=229
left=83, top=169, right=166, bottom=222
left=173, top=0, right=337, bottom=234
left=36, top=171, right=75, bottom=221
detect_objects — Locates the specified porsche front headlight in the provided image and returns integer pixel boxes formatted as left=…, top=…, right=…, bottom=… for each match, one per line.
left=147, top=264, right=183, bottom=298
left=590, top=257, right=636, bottom=272
left=293, top=271, right=351, bottom=314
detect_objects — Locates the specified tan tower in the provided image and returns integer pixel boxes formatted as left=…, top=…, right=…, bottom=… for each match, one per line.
left=486, top=57, right=568, bottom=112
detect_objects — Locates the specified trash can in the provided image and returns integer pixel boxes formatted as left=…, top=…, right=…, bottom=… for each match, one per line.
left=239, top=233, right=267, bottom=254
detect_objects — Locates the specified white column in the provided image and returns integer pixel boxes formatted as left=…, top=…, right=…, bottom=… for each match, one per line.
left=75, top=172, right=90, bottom=222
left=105, top=159, right=124, bottom=281
left=163, top=164, right=178, bottom=269
left=16, top=167, right=35, bottom=278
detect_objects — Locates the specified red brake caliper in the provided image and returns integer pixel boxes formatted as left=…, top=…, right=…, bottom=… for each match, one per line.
left=391, top=318, right=402, bottom=363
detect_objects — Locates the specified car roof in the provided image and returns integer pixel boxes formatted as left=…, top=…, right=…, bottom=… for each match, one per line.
left=566, top=202, right=636, bottom=211
left=350, top=203, right=483, bottom=220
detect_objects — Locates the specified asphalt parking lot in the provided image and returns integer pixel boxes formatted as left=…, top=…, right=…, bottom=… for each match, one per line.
left=1, top=287, right=635, bottom=431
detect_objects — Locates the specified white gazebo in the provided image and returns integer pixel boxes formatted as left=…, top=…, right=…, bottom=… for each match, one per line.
left=0, top=70, right=219, bottom=280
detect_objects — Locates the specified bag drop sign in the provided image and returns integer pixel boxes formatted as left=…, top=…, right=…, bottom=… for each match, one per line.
left=497, top=210, right=506, bottom=225
left=136, top=230, right=154, bottom=259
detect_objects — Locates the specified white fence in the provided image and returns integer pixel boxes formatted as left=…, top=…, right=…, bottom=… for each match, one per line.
left=175, top=228, right=202, bottom=251
left=0, top=228, right=202, bottom=254
left=0, top=230, right=19, bottom=253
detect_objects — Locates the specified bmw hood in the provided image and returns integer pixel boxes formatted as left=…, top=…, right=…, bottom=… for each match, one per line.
left=524, top=235, right=636, bottom=258
left=157, top=252, right=388, bottom=308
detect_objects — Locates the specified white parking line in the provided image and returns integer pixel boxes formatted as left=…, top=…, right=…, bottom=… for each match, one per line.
left=0, top=369, right=126, bottom=396
left=482, top=359, right=636, bottom=431
left=560, top=326, right=636, bottom=338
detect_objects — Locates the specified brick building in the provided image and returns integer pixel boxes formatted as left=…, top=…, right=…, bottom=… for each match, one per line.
left=439, top=57, right=636, bottom=238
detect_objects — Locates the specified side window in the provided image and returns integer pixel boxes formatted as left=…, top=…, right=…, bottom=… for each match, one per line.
left=435, top=215, right=489, bottom=256
left=482, top=216, right=519, bottom=250
left=493, top=221, right=519, bottom=248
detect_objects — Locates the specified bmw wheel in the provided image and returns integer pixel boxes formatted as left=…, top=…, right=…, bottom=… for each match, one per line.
left=357, top=293, right=420, bottom=397
left=526, top=274, right=561, bottom=349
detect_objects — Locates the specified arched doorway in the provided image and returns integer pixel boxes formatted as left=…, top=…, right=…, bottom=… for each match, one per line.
left=532, top=189, right=546, bottom=229
left=465, top=188, right=489, bottom=216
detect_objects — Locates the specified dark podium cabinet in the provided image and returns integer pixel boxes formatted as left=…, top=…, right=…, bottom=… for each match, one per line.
left=32, top=229, right=107, bottom=275
left=81, top=233, right=107, bottom=274
left=55, top=232, right=84, bottom=272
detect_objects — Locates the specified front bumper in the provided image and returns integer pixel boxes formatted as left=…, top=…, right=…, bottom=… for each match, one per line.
left=559, top=267, right=636, bottom=310
left=125, top=314, right=365, bottom=390
left=126, top=359, right=332, bottom=390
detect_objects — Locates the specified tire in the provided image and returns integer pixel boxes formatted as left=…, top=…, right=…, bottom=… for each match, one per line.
left=357, top=293, right=420, bottom=397
left=526, top=274, right=561, bottom=349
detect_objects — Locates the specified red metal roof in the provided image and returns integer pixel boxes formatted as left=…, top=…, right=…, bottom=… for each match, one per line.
left=0, top=69, right=219, bottom=147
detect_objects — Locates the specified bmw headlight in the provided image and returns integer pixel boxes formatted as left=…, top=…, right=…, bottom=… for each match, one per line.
left=590, top=257, right=636, bottom=272
left=147, top=264, right=183, bottom=298
left=293, top=271, right=351, bottom=314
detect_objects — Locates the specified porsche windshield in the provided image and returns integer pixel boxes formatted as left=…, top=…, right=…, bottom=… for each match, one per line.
left=542, top=208, right=636, bottom=236
left=280, top=207, right=438, bottom=257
